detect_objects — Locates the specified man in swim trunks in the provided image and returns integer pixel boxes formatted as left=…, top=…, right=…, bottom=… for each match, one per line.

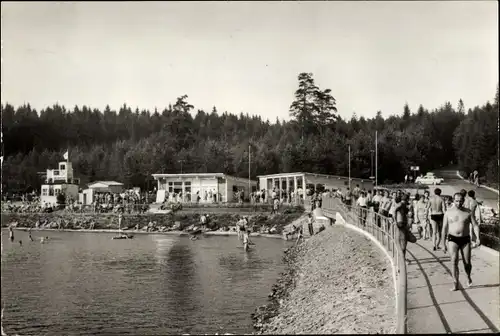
left=442, top=193, right=481, bottom=291
left=395, top=194, right=409, bottom=260
left=467, top=190, right=482, bottom=226
left=422, top=190, right=432, bottom=238
left=429, top=188, right=446, bottom=251
left=242, top=229, right=252, bottom=251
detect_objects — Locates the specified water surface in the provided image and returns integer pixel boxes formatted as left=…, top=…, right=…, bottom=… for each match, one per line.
left=1, top=229, right=291, bottom=335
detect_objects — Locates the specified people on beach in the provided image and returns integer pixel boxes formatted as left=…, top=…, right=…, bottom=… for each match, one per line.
left=429, top=188, right=446, bottom=251
left=294, top=223, right=304, bottom=245
left=271, top=198, right=279, bottom=214
left=442, top=192, right=481, bottom=291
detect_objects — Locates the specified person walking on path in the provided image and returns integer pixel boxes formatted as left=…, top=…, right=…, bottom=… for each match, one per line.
left=344, top=188, right=352, bottom=210
left=442, top=192, right=481, bottom=291
left=467, top=190, right=483, bottom=227
left=429, top=188, right=446, bottom=251
left=473, top=170, right=479, bottom=187
left=356, top=191, right=368, bottom=226
left=415, top=194, right=430, bottom=239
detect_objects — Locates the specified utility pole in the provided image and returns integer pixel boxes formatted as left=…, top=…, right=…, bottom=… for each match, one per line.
left=248, top=144, right=251, bottom=196
left=375, top=130, right=378, bottom=187
left=348, top=144, right=351, bottom=190
left=370, top=150, right=374, bottom=178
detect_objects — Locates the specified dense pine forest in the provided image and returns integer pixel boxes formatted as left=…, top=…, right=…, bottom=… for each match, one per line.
left=1, top=73, right=498, bottom=193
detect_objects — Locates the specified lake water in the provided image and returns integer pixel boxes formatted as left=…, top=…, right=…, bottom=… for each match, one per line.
left=1, top=229, right=292, bottom=335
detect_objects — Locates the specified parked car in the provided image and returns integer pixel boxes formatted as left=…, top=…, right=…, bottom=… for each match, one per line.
left=415, top=173, right=444, bottom=185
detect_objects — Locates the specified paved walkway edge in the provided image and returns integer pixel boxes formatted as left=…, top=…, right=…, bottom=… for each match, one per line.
left=335, top=212, right=402, bottom=334
left=456, top=171, right=500, bottom=194
left=477, top=245, right=500, bottom=257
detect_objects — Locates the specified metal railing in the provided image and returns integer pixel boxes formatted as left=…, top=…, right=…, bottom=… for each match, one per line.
left=321, top=196, right=407, bottom=334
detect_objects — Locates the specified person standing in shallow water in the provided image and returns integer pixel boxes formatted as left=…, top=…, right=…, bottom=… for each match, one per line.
left=9, top=226, right=14, bottom=242
left=242, top=229, right=253, bottom=251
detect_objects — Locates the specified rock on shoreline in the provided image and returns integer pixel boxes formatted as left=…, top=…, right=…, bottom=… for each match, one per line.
left=252, top=225, right=396, bottom=334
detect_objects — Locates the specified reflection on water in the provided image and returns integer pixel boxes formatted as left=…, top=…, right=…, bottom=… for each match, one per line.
left=1, top=230, right=291, bottom=335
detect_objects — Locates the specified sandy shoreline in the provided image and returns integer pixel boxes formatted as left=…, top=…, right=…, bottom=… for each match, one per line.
left=9, top=227, right=284, bottom=239
left=253, top=224, right=396, bottom=334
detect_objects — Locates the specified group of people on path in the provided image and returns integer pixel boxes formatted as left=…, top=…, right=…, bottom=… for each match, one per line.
left=342, top=186, right=482, bottom=292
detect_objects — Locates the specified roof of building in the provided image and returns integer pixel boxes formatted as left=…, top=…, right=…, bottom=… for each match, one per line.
left=256, top=172, right=367, bottom=181
left=88, top=181, right=124, bottom=187
left=151, top=173, right=257, bottom=184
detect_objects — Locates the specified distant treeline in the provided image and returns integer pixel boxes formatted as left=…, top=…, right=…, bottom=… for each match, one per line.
left=1, top=73, right=498, bottom=193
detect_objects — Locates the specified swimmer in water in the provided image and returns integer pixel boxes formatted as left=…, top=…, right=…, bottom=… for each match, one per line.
left=19, top=240, right=22, bottom=246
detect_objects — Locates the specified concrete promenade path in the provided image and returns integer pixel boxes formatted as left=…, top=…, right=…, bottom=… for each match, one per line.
left=406, top=169, right=499, bottom=333
left=406, top=235, right=499, bottom=334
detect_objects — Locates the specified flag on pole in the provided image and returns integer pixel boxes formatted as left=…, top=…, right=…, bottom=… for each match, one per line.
left=63, top=150, right=69, bottom=161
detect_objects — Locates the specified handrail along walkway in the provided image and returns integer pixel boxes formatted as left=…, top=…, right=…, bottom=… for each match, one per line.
left=321, top=196, right=407, bottom=334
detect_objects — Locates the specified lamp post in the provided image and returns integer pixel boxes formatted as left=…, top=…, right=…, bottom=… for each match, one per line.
left=375, top=130, right=378, bottom=187
left=248, top=144, right=252, bottom=198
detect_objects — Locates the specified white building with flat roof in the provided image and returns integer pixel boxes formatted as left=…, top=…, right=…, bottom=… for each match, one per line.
left=257, top=172, right=374, bottom=201
left=152, top=173, right=257, bottom=203
left=79, top=181, right=125, bottom=205
left=40, top=161, right=80, bottom=206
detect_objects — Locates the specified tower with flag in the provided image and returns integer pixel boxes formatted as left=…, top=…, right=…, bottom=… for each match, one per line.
left=39, top=148, right=79, bottom=206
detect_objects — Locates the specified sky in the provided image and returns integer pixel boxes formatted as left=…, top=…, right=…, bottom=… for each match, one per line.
left=1, top=1, right=498, bottom=122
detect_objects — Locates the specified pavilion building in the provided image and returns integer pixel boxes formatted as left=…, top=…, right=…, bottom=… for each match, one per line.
left=152, top=173, right=257, bottom=203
